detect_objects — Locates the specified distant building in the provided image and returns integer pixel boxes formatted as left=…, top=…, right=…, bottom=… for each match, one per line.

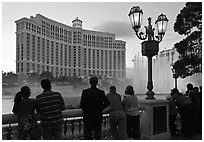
left=15, top=14, right=126, bottom=79
left=133, top=48, right=201, bottom=94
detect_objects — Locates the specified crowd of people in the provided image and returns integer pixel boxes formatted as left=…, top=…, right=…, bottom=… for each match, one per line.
left=166, top=83, right=202, bottom=138
left=12, top=77, right=202, bottom=140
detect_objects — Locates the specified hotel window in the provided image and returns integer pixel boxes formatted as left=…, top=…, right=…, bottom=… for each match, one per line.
left=105, top=50, right=108, bottom=69
left=51, top=67, right=54, bottom=73
left=68, top=31, right=72, bottom=44
left=92, top=35, right=95, bottom=47
left=26, top=33, right=30, bottom=60
left=65, top=68, right=67, bottom=76
left=114, top=71, right=116, bottom=78
left=68, top=46, right=71, bottom=67
left=97, top=50, right=99, bottom=69
left=122, top=51, right=125, bottom=69
left=37, top=37, right=41, bottom=62
left=46, top=66, right=49, bottom=72
left=88, top=49, right=91, bottom=68
left=96, top=36, right=99, bottom=47
left=117, top=51, right=121, bottom=69
left=42, top=38, right=45, bottom=63
left=69, top=69, right=71, bottom=76
left=83, top=34, right=87, bottom=46
left=21, top=63, right=23, bottom=72
left=78, top=69, right=81, bottom=76
left=65, top=45, right=68, bottom=66
left=109, top=71, right=112, bottom=77
left=56, top=67, right=58, bottom=77
left=46, top=40, right=50, bottom=64
left=26, top=63, right=30, bottom=72
left=78, top=47, right=81, bottom=67
left=113, top=51, right=116, bottom=69
left=84, top=70, right=87, bottom=76
left=32, top=35, right=35, bottom=61
left=32, top=63, right=35, bottom=71
left=51, top=41, right=54, bottom=64
left=101, top=50, right=104, bottom=69
left=37, top=64, right=40, bottom=73
left=84, top=48, right=87, bottom=68
left=60, top=68, right=63, bottom=76
left=60, top=44, right=63, bottom=66
left=73, top=46, right=76, bottom=67
left=105, top=37, right=108, bottom=48
left=21, top=44, right=24, bottom=60
left=93, top=49, right=95, bottom=69
left=56, top=42, right=59, bottom=65
left=109, top=51, right=112, bottom=69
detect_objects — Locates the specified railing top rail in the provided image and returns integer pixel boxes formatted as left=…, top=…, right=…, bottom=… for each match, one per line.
left=2, top=108, right=110, bottom=125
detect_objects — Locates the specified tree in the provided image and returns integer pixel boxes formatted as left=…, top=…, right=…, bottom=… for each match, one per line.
left=172, top=2, right=202, bottom=78
left=27, top=72, right=40, bottom=83
left=2, top=71, right=18, bottom=85
left=40, top=71, right=54, bottom=81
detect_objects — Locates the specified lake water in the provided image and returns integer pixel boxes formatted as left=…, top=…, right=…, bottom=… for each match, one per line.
left=2, top=94, right=167, bottom=114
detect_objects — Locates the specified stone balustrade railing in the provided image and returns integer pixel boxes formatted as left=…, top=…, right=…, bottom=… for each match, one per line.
left=2, top=109, right=111, bottom=140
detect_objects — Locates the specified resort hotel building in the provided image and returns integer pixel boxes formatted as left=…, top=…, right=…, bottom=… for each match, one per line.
left=15, top=14, right=126, bottom=79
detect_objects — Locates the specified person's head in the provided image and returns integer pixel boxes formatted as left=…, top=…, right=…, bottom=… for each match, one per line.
left=20, top=86, right=31, bottom=98
left=187, top=83, right=193, bottom=90
left=89, top=76, right=98, bottom=87
left=125, top=85, right=134, bottom=95
left=194, top=87, right=199, bottom=92
left=14, top=86, right=31, bottom=104
left=110, top=86, right=116, bottom=93
left=41, top=79, right=52, bottom=90
left=170, top=88, right=179, bottom=96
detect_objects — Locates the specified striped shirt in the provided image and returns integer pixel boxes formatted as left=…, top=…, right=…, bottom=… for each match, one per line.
left=35, top=90, right=65, bottom=127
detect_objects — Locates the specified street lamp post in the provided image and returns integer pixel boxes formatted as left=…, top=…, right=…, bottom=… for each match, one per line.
left=171, top=67, right=179, bottom=89
left=128, top=6, right=168, bottom=99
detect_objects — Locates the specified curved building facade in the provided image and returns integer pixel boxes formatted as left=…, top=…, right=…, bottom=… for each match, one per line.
left=15, top=14, right=126, bottom=79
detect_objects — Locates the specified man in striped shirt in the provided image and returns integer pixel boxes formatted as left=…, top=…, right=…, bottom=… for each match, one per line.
left=35, top=79, right=65, bottom=140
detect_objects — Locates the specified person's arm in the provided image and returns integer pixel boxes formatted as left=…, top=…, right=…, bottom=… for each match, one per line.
left=35, top=96, right=40, bottom=114
left=12, top=103, right=18, bottom=115
left=121, top=95, right=127, bottom=108
left=101, top=91, right=110, bottom=110
left=60, top=93, right=65, bottom=111
left=80, top=90, right=85, bottom=111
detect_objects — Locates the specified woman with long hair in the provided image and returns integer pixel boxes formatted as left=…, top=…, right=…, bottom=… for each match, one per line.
left=122, top=85, right=141, bottom=139
left=12, top=86, right=40, bottom=140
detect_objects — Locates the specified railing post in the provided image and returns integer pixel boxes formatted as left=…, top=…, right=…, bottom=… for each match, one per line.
left=63, top=120, right=68, bottom=139
left=78, top=119, right=82, bottom=139
left=7, top=124, right=13, bottom=140
left=71, top=120, right=75, bottom=139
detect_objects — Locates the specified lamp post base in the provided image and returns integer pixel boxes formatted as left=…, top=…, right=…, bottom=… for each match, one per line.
left=145, top=91, right=155, bottom=100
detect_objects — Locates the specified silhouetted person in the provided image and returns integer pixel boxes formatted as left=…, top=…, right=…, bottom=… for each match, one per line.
left=166, top=94, right=178, bottom=136
left=12, top=86, right=39, bottom=140
left=193, top=87, right=201, bottom=134
left=188, top=86, right=200, bottom=108
left=80, top=76, right=110, bottom=139
left=107, top=86, right=128, bottom=139
left=35, top=79, right=65, bottom=140
left=185, top=83, right=193, bottom=97
left=198, top=86, right=202, bottom=134
left=122, top=85, right=141, bottom=139
left=170, top=88, right=196, bottom=138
